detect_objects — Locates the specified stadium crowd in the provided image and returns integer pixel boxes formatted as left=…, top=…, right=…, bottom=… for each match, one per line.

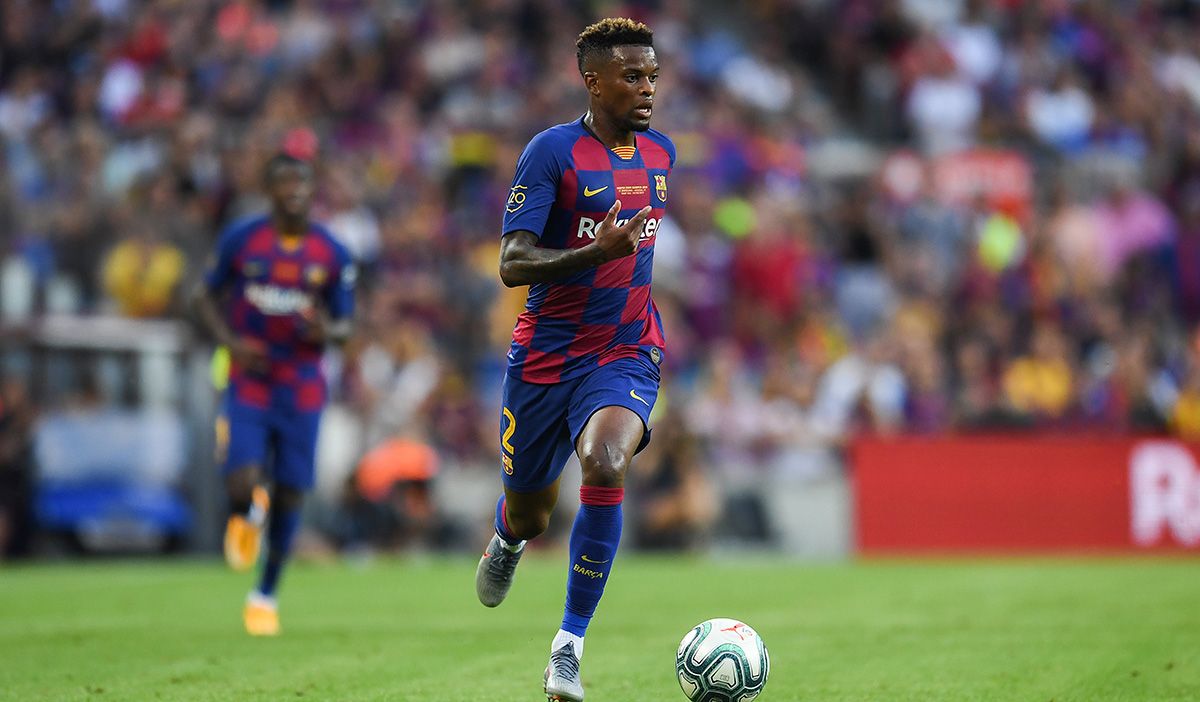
left=6, top=0, right=1200, bottom=551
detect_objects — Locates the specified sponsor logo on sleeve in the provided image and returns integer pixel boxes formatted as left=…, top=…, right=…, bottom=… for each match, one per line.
left=506, top=185, right=528, bottom=213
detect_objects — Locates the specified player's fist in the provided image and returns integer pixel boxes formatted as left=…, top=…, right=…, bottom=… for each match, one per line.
left=593, top=200, right=652, bottom=262
left=297, top=305, right=327, bottom=344
left=229, top=338, right=270, bottom=374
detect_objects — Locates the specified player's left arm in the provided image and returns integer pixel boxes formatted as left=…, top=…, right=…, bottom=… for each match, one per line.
left=304, top=246, right=356, bottom=345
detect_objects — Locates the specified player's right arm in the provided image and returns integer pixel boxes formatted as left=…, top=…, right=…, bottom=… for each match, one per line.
left=499, top=200, right=652, bottom=287
left=497, top=130, right=650, bottom=288
left=191, top=224, right=268, bottom=372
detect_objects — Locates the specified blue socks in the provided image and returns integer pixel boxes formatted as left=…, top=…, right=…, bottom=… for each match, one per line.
left=562, top=486, right=624, bottom=637
left=257, top=503, right=301, bottom=598
left=494, top=494, right=522, bottom=546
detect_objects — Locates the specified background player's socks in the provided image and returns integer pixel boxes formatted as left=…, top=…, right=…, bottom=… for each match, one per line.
left=561, top=486, right=623, bottom=637
left=551, top=628, right=585, bottom=659
left=231, top=485, right=269, bottom=526
left=494, top=495, right=525, bottom=552
left=257, top=504, right=300, bottom=597
left=246, top=486, right=269, bottom=528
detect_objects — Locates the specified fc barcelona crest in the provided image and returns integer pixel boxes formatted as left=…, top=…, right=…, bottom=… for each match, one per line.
left=305, top=265, right=328, bottom=286
left=654, top=174, right=667, bottom=203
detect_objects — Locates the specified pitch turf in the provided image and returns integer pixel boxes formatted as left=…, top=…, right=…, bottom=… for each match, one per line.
left=2, top=555, right=1197, bottom=701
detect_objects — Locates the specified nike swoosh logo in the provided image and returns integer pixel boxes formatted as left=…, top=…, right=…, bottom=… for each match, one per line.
left=630, top=389, right=649, bottom=406
left=583, top=185, right=609, bottom=197
left=580, top=555, right=609, bottom=564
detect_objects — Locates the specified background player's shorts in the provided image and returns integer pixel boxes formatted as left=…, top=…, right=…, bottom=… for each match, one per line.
left=499, top=353, right=660, bottom=493
left=217, top=392, right=322, bottom=491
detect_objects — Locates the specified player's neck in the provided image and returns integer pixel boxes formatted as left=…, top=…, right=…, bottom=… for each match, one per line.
left=583, top=110, right=634, bottom=150
left=272, top=213, right=308, bottom=238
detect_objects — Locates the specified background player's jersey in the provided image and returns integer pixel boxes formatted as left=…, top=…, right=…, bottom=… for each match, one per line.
left=502, top=117, right=674, bottom=384
left=204, top=215, right=355, bottom=411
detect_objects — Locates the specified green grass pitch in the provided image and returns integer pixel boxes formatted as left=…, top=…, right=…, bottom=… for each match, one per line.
left=2, top=555, right=1198, bottom=701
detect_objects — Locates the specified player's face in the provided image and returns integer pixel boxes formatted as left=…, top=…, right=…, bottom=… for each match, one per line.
left=592, top=45, right=658, bottom=132
left=268, top=164, right=314, bottom=219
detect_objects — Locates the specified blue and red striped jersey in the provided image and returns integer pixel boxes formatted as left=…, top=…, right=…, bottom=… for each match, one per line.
left=502, top=117, right=674, bottom=384
left=204, top=215, right=355, bottom=411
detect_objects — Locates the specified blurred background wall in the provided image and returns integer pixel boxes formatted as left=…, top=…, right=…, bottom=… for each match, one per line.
left=2, top=0, right=1200, bottom=560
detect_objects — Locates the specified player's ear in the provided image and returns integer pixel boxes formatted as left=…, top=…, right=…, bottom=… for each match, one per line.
left=582, top=71, right=600, bottom=96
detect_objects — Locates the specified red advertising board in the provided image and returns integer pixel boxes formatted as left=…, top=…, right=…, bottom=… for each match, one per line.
left=852, top=436, right=1200, bottom=554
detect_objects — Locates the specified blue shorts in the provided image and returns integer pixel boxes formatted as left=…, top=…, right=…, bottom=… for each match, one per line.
left=499, top=354, right=660, bottom=493
left=217, top=392, right=322, bottom=491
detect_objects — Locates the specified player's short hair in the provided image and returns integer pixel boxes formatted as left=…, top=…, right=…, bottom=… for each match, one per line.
left=576, top=17, right=653, bottom=75
left=263, top=152, right=313, bottom=185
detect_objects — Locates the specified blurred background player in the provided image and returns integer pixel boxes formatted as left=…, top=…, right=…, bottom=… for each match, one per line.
left=194, top=153, right=355, bottom=636
left=473, top=18, right=672, bottom=701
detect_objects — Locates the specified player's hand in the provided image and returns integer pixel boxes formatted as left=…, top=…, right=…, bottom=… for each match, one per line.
left=229, top=338, right=270, bottom=374
left=593, top=200, right=652, bottom=262
left=298, top=306, right=352, bottom=345
left=298, top=306, right=328, bottom=344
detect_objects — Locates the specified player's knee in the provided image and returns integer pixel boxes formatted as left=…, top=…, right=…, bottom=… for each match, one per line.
left=578, top=442, right=629, bottom=488
left=506, top=508, right=551, bottom=540
left=226, top=466, right=262, bottom=502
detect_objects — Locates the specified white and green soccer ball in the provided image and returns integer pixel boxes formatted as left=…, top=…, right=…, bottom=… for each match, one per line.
left=675, top=618, right=770, bottom=702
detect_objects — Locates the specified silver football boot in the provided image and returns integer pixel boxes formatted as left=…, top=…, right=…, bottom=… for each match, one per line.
left=544, top=642, right=584, bottom=701
left=475, top=533, right=524, bottom=607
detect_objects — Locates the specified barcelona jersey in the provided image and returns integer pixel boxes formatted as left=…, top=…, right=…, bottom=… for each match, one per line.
left=204, top=215, right=355, bottom=412
left=502, top=117, right=674, bottom=384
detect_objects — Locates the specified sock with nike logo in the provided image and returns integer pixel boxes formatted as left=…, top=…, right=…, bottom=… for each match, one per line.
left=561, top=485, right=623, bottom=636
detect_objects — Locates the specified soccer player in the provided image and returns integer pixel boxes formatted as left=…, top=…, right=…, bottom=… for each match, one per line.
left=474, top=18, right=673, bottom=701
left=194, top=153, right=355, bottom=636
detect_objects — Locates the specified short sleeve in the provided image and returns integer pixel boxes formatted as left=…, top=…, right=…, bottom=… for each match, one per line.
left=324, top=245, right=356, bottom=320
left=203, top=223, right=244, bottom=291
left=658, top=132, right=677, bottom=168
left=502, top=131, right=564, bottom=239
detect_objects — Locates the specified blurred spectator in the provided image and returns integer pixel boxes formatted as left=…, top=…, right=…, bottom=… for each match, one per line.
left=813, top=330, right=907, bottom=435
left=940, top=0, right=1002, bottom=88
left=1024, top=67, right=1095, bottom=153
left=1045, top=184, right=1104, bottom=295
left=100, top=215, right=185, bottom=318
left=951, top=334, right=1003, bottom=428
left=1002, top=322, right=1076, bottom=422
left=322, top=160, right=381, bottom=266
left=0, top=376, right=34, bottom=558
left=340, top=431, right=458, bottom=552
left=894, top=170, right=967, bottom=297
left=1173, top=188, right=1200, bottom=322
left=758, top=356, right=846, bottom=479
left=904, top=34, right=981, bottom=154
left=686, top=342, right=771, bottom=475
left=1170, top=353, right=1200, bottom=440
left=355, top=321, right=441, bottom=449
left=1094, top=179, right=1175, bottom=283
left=628, top=404, right=717, bottom=551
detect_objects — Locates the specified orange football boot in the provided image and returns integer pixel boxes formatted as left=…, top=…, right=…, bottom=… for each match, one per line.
left=224, top=486, right=270, bottom=571
left=243, top=592, right=280, bottom=636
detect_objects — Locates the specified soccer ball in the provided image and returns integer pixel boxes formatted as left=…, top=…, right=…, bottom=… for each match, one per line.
left=675, top=618, right=770, bottom=702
